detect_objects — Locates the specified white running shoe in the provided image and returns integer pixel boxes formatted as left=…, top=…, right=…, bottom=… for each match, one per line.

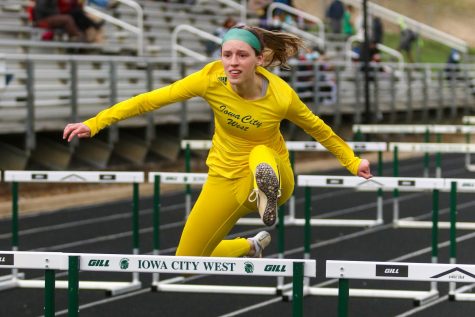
left=248, top=231, right=271, bottom=258
left=248, top=163, right=281, bottom=226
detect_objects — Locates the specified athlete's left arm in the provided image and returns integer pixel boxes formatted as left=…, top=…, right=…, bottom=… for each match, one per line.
left=285, top=90, right=371, bottom=177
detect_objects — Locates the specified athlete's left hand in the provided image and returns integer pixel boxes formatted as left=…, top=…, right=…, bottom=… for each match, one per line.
left=357, top=159, right=372, bottom=179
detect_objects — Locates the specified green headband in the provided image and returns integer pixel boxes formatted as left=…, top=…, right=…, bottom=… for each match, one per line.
left=221, top=28, right=262, bottom=52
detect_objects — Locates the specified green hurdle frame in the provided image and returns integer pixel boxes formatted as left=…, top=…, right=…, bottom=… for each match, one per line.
left=0, top=170, right=144, bottom=296
left=298, top=174, right=464, bottom=304
left=181, top=140, right=386, bottom=228
left=1, top=251, right=315, bottom=317
left=353, top=124, right=475, bottom=177
left=148, top=172, right=293, bottom=293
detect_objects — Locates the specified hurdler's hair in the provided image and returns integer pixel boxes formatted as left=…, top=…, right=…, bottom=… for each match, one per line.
left=237, top=25, right=305, bottom=69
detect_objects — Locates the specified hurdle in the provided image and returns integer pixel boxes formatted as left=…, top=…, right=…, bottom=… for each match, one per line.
left=390, top=142, right=475, bottom=178
left=148, top=172, right=296, bottom=292
left=1, top=251, right=316, bottom=317
left=181, top=139, right=387, bottom=226
left=297, top=175, right=446, bottom=303
left=353, top=124, right=475, bottom=176
left=327, top=260, right=475, bottom=316
left=0, top=170, right=144, bottom=296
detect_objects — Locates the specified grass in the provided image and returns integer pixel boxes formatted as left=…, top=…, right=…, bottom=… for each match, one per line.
left=381, top=32, right=454, bottom=64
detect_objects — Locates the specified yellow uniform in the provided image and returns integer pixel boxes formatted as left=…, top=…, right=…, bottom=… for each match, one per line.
left=84, top=61, right=361, bottom=257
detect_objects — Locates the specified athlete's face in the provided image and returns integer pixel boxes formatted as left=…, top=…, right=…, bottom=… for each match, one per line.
left=221, top=40, right=263, bottom=86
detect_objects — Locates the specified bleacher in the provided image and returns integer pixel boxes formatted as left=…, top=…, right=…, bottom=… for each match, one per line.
left=0, top=0, right=473, bottom=170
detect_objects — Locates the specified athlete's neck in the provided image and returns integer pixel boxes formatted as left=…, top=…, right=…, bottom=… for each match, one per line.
left=232, top=73, right=265, bottom=100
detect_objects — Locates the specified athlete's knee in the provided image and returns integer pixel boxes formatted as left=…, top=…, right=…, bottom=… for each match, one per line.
left=249, top=144, right=270, bottom=156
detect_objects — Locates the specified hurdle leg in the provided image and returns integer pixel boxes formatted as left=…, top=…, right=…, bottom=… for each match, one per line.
left=430, top=189, right=440, bottom=293
left=292, top=262, right=304, bottom=317
left=338, top=279, right=349, bottom=317
left=152, top=175, right=161, bottom=286
left=449, top=182, right=457, bottom=300
left=132, top=182, right=141, bottom=287
left=68, top=256, right=79, bottom=317
left=44, top=269, right=55, bottom=317
left=277, top=205, right=285, bottom=292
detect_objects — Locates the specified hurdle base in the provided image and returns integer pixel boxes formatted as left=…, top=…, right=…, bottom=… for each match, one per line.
left=0, top=273, right=27, bottom=291
left=395, top=219, right=475, bottom=230
left=17, top=279, right=142, bottom=296
left=454, top=293, right=475, bottom=301
left=305, top=287, right=438, bottom=304
left=153, top=282, right=278, bottom=295
left=236, top=217, right=382, bottom=228
left=291, top=218, right=383, bottom=228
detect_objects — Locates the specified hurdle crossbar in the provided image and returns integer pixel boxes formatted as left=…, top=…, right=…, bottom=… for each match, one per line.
left=327, top=260, right=475, bottom=316
left=0, top=171, right=145, bottom=296
left=1, top=251, right=316, bottom=317
left=180, top=140, right=387, bottom=227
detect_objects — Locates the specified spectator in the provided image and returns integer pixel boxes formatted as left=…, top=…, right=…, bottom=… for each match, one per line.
left=58, top=0, right=105, bottom=43
left=325, top=0, right=345, bottom=34
left=371, top=16, right=383, bottom=45
left=342, top=4, right=355, bottom=39
left=89, top=0, right=119, bottom=9
left=398, top=17, right=417, bottom=63
left=33, top=0, right=86, bottom=42
left=444, top=48, right=463, bottom=81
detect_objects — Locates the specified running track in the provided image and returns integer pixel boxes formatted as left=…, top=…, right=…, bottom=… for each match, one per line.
left=1, top=154, right=475, bottom=316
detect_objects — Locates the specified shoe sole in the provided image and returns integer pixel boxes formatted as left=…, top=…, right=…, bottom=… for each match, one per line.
left=256, top=163, right=279, bottom=226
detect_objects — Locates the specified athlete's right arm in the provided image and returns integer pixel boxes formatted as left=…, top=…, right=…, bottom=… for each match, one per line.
left=64, top=63, right=213, bottom=140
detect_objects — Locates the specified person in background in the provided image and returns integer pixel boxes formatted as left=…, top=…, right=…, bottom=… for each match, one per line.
left=33, top=0, right=87, bottom=42
left=325, top=0, right=345, bottom=34
left=63, top=25, right=372, bottom=258
left=58, top=0, right=105, bottom=43
left=342, top=4, right=355, bottom=39
left=398, top=17, right=417, bottom=63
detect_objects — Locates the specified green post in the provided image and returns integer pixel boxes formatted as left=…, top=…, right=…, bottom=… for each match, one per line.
left=393, top=146, right=399, bottom=202
left=338, top=278, right=349, bottom=317
left=435, top=134, right=442, bottom=177
left=423, top=128, right=430, bottom=177
left=450, top=182, right=457, bottom=261
left=153, top=175, right=161, bottom=252
left=132, top=182, right=140, bottom=251
left=68, top=256, right=79, bottom=317
left=44, top=269, right=55, bottom=317
left=11, top=182, right=18, bottom=249
left=354, top=128, right=362, bottom=142
left=292, top=262, right=304, bottom=317
left=278, top=205, right=285, bottom=254
left=377, top=151, right=383, bottom=176
left=185, top=143, right=191, bottom=198
left=431, top=189, right=439, bottom=260
left=304, top=187, right=312, bottom=256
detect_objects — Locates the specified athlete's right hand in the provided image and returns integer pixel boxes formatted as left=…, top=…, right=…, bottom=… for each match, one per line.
left=63, top=123, right=91, bottom=142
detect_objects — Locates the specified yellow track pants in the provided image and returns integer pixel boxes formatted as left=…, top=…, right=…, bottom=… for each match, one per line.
left=175, top=145, right=294, bottom=257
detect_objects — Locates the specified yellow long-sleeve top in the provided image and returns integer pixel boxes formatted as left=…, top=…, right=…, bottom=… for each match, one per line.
left=84, top=61, right=361, bottom=178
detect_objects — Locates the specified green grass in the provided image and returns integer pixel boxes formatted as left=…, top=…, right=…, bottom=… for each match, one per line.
left=382, top=32, right=453, bottom=64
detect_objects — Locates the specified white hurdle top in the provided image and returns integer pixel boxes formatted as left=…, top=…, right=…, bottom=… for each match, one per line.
left=0, top=251, right=68, bottom=270
left=327, top=260, right=475, bottom=283
left=353, top=124, right=475, bottom=134
left=0, top=251, right=316, bottom=278
left=389, top=142, right=475, bottom=153
left=297, top=175, right=445, bottom=191
left=78, top=253, right=316, bottom=277
left=148, top=172, right=208, bottom=184
left=462, top=116, right=475, bottom=124
left=4, top=171, right=144, bottom=183
left=181, top=140, right=387, bottom=152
